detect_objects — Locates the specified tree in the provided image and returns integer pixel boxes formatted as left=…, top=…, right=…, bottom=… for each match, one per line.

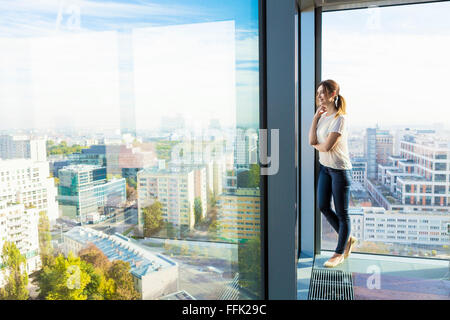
left=82, top=262, right=114, bottom=300
left=38, top=211, right=54, bottom=267
left=194, top=197, right=203, bottom=226
left=126, top=177, right=137, bottom=189
left=237, top=164, right=260, bottom=189
left=106, top=260, right=139, bottom=300
left=237, top=170, right=250, bottom=188
left=238, top=237, right=262, bottom=298
left=126, top=184, right=137, bottom=202
left=37, top=253, right=92, bottom=300
left=78, top=243, right=110, bottom=271
left=37, top=245, right=136, bottom=300
left=142, top=201, right=163, bottom=237
left=248, top=164, right=260, bottom=188
left=0, top=242, right=29, bottom=300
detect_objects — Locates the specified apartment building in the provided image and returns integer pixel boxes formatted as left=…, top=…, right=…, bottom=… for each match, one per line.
left=0, top=159, right=58, bottom=224
left=368, top=134, right=449, bottom=213
left=137, top=165, right=196, bottom=232
left=216, top=188, right=260, bottom=243
left=234, top=129, right=258, bottom=169
left=363, top=208, right=449, bottom=246
left=350, top=158, right=368, bottom=184
left=0, top=135, right=46, bottom=162
left=0, top=201, right=41, bottom=287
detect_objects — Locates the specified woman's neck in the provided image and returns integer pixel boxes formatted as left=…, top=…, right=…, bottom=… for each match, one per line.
left=325, top=104, right=338, bottom=116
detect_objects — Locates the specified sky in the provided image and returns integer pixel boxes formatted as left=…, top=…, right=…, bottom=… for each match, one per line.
left=322, top=1, right=450, bottom=129
left=0, top=0, right=259, bottom=131
left=2, top=1, right=450, bottom=132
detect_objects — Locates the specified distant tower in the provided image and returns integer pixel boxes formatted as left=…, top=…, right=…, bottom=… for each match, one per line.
left=365, top=128, right=393, bottom=180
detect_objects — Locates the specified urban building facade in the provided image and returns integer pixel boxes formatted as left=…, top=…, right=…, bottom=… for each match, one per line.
left=57, top=165, right=126, bottom=223
left=0, top=159, right=58, bottom=224
left=0, top=135, right=46, bottom=162
left=217, top=188, right=260, bottom=243
left=137, top=165, right=196, bottom=232
left=365, top=128, right=394, bottom=179
left=367, top=134, right=449, bottom=213
left=0, top=201, right=41, bottom=287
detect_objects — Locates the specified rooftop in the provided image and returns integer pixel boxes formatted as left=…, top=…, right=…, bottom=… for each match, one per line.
left=64, top=227, right=177, bottom=278
left=59, top=164, right=103, bottom=172
left=397, top=175, right=427, bottom=182
left=139, top=166, right=194, bottom=176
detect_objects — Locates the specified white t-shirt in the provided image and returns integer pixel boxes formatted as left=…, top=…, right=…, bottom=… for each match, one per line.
left=316, top=112, right=352, bottom=170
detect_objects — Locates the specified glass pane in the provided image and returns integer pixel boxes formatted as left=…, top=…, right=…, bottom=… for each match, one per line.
left=321, top=2, right=450, bottom=260
left=0, top=0, right=262, bottom=300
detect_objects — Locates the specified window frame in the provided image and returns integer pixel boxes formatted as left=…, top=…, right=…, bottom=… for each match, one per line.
left=304, top=0, right=450, bottom=262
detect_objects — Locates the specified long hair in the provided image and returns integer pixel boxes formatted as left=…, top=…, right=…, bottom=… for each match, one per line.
left=317, top=79, right=346, bottom=118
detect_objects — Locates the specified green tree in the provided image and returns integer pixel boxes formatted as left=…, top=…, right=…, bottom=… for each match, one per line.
left=142, top=201, right=163, bottom=237
left=0, top=242, right=29, bottom=300
left=237, top=170, right=250, bottom=188
left=238, top=237, right=261, bottom=298
left=106, top=260, right=139, bottom=300
left=194, top=197, right=203, bottom=226
left=248, top=164, right=260, bottom=188
left=37, top=253, right=91, bottom=300
left=81, top=262, right=115, bottom=300
left=38, top=211, right=54, bottom=267
left=126, top=177, right=137, bottom=189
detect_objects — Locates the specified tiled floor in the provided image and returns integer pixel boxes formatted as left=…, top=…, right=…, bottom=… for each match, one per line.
left=298, top=251, right=450, bottom=300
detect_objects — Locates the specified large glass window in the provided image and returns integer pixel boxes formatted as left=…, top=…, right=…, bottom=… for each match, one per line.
left=0, top=0, right=262, bottom=300
left=321, top=2, right=450, bottom=260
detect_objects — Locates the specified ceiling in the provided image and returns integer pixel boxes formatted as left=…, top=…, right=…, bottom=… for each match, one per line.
left=299, top=0, right=446, bottom=11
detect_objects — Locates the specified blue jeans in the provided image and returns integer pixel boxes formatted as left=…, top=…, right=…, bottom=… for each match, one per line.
left=318, top=164, right=352, bottom=254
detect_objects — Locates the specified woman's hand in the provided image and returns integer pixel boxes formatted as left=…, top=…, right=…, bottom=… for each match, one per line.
left=314, top=105, right=326, bottom=120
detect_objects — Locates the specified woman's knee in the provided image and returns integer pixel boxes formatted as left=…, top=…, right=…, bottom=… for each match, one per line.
left=319, top=203, right=332, bottom=215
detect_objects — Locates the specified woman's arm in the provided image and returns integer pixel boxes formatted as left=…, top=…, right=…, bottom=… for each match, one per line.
left=309, top=106, right=325, bottom=146
left=312, top=132, right=341, bottom=152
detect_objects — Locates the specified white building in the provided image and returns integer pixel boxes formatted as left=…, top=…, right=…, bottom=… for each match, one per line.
left=360, top=207, right=450, bottom=246
left=0, top=159, right=58, bottom=224
left=350, top=158, right=368, bottom=184
left=370, top=133, right=450, bottom=213
left=0, top=201, right=41, bottom=287
left=63, top=227, right=179, bottom=300
left=234, top=129, right=258, bottom=169
left=137, top=166, right=196, bottom=232
left=0, top=135, right=46, bottom=162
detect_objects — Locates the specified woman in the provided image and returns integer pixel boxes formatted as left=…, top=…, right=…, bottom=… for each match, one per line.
left=309, top=79, right=357, bottom=268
